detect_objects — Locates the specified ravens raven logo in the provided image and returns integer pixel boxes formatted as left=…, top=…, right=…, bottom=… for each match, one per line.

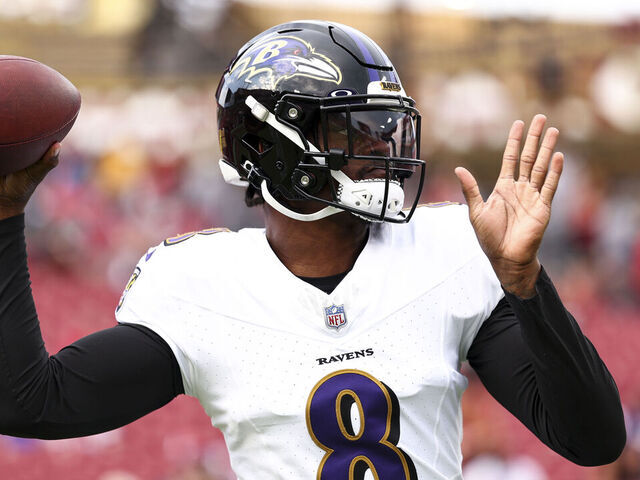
left=229, top=35, right=342, bottom=88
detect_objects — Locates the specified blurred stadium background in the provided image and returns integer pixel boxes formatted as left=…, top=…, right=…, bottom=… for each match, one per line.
left=1, top=0, right=640, bottom=479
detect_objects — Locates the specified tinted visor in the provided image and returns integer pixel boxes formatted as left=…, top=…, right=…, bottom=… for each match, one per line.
left=323, top=110, right=417, bottom=159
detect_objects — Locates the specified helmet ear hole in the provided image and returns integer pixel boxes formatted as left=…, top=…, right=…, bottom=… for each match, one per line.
left=241, top=133, right=260, bottom=153
left=242, top=134, right=272, bottom=155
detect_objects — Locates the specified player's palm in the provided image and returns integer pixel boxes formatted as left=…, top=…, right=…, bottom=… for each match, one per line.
left=470, top=170, right=551, bottom=265
left=455, top=115, right=564, bottom=293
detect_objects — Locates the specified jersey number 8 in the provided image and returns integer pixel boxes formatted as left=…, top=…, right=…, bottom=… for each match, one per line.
left=306, top=369, right=418, bottom=480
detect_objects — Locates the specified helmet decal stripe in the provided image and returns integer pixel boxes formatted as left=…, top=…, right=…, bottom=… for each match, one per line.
left=346, top=32, right=380, bottom=82
left=337, top=24, right=399, bottom=83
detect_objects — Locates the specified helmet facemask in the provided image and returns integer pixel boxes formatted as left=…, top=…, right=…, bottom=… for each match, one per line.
left=219, top=93, right=425, bottom=223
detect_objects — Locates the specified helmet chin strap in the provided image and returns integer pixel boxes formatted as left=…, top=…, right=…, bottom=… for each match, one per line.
left=260, top=180, right=342, bottom=222
left=238, top=96, right=405, bottom=222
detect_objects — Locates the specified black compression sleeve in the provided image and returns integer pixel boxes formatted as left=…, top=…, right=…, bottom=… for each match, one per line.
left=467, top=267, right=626, bottom=466
left=0, top=214, right=184, bottom=439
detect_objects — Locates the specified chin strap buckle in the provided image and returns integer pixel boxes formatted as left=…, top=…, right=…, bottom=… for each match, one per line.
left=242, top=160, right=265, bottom=188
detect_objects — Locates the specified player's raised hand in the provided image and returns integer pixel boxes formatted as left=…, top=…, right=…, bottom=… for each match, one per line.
left=0, top=143, right=60, bottom=221
left=454, top=115, right=564, bottom=297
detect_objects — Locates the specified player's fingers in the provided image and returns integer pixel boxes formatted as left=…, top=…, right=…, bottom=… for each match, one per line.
left=530, top=127, right=559, bottom=190
left=518, top=114, right=546, bottom=182
left=455, top=166, right=484, bottom=216
left=499, top=120, right=524, bottom=180
left=24, top=143, right=60, bottom=185
left=540, top=152, right=564, bottom=206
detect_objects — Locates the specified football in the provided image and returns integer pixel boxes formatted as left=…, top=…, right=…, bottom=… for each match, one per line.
left=0, top=56, right=80, bottom=175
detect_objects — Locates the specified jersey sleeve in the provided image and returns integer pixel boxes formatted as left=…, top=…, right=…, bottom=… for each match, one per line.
left=449, top=206, right=505, bottom=361
left=404, top=202, right=504, bottom=361
left=115, top=244, right=198, bottom=396
left=410, top=204, right=504, bottom=361
left=457, top=251, right=504, bottom=361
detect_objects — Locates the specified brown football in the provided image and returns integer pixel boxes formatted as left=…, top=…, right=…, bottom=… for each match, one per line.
left=0, top=56, right=81, bottom=175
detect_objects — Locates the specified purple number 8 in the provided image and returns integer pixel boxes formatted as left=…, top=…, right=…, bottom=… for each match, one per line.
left=306, top=369, right=418, bottom=480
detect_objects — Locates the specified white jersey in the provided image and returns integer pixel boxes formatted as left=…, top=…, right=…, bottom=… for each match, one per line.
left=116, top=204, right=504, bottom=480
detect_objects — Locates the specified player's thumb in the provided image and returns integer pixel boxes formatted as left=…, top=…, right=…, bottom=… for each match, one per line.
left=454, top=167, right=483, bottom=215
left=25, top=143, right=61, bottom=185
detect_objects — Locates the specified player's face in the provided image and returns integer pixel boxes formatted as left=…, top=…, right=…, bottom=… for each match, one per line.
left=322, top=109, right=418, bottom=181
left=283, top=109, right=419, bottom=218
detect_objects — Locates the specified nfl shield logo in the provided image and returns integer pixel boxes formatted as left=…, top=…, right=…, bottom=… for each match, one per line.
left=324, top=304, right=347, bottom=330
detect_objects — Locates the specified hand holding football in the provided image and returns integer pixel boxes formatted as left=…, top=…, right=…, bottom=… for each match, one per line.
left=0, top=56, right=80, bottom=175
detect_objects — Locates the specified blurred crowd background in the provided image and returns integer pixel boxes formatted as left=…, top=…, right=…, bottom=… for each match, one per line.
left=1, top=0, right=640, bottom=479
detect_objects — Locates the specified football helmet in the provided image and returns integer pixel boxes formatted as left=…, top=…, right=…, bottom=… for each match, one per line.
left=216, top=20, right=425, bottom=223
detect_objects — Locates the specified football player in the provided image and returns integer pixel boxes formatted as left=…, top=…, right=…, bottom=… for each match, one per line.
left=0, top=20, right=626, bottom=479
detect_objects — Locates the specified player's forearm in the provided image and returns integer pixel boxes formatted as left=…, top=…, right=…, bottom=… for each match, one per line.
left=469, top=267, right=625, bottom=466
left=503, top=267, right=626, bottom=465
left=0, top=214, right=52, bottom=433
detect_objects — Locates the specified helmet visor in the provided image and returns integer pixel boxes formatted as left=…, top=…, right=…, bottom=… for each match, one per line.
left=323, top=109, right=417, bottom=160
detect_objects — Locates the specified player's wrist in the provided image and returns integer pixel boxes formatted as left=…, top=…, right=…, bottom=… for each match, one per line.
left=0, top=192, right=29, bottom=221
left=492, top=258, right=541, bottom=299
left=0, top=206, right=26, bottom=222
